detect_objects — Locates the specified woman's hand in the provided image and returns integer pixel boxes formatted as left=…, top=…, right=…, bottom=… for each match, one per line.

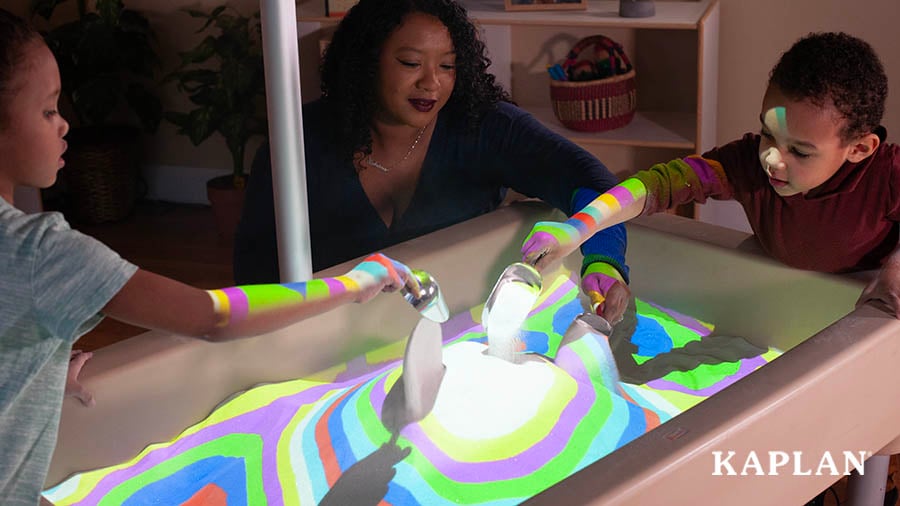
left=345, top=253, right=413, bottom=304
left=66, top=350, right=96, bottom=407
left=581, top=262, right=630, bottom=323
left=857, top=257, right=900, bottom=318
left=521, top=220, right=583, bottom=271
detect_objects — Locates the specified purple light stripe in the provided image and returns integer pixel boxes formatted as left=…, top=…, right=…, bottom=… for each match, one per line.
left=368, top=374, right=391, bottom=419
left=441, top=312, right=479, bottom=345
left=323, top=277, right=348, bottom=296
left=645, top=301, right=712, bottom=336
left=645, top=355, right=768, bottom=397
left=369, top=365, right=598, bottom=482
left=222, top=287, right=249, bottom=323
left=605, top=185, right=636, bottom=207
left=554, top=346, right=591, bottom=383
left=531, top=276, right=577, bottom=315
left=683, top=156, right=721, bottom=191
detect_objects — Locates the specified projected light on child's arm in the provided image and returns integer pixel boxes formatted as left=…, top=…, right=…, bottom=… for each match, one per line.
left=205, top=253, right=410, bottom=339
left=522, top=179, right=647, bottom=270
left=523, top=152, right=733, bottom=273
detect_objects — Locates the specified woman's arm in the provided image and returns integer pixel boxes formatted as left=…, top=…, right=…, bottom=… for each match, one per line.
left=102, top=254, right=410, bottom=342
left=523, top=178, right=647, bottom=270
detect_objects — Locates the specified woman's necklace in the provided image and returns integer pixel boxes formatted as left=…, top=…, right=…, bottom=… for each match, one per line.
left=366, top=124, right=427, bottom=173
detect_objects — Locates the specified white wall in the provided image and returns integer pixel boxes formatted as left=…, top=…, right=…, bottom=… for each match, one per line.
left=8, top=0, right=900, bottom=208
left=716, top=0, right=898, bottom=142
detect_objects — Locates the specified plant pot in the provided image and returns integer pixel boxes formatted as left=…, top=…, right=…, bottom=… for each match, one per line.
left=206, top=175, right=246, bottom=243
left=63, top=125, right=141, bottom=224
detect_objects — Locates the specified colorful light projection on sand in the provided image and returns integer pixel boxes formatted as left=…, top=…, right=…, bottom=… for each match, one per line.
left=45, top=271, right=780, bottom=506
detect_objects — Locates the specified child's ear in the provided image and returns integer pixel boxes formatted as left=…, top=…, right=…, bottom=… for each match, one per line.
left=846, top=132, right=881, bottom=163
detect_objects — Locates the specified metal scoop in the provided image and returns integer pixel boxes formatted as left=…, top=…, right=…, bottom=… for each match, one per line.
left=556, top=312, right=620, bottom=389
left=401, top=269, right=449, bottom=323
left=481, top=262, right=543, bottom=362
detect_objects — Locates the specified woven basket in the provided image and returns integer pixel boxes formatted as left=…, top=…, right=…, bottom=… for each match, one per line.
left=63, top=127, right=140, bottom=224
left=550, top=35, right=637, bottom=132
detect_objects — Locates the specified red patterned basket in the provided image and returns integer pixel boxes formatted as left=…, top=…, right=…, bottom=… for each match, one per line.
left=550, top=35, right=636, bottom=132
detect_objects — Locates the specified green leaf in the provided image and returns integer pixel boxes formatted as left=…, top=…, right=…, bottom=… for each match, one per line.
left=167, top=68, right=217, bottom=88
left=188, top=88, right=216, bottom=106
left=95, top=0, right=124, bottom=25
left=38, top=2, right=161, bottom=129
left=187, top=108, right=216, bottom=146
left=164, top=111, right=190, bottom=128
left=165, top=6, right=266, bottom=176
left=192, top=5, right=226, bottom=33
left=178, top=36, right=217, bottom=65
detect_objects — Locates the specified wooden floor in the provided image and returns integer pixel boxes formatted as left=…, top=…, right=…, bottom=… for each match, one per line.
left=72, top=200, right=234, bottom=351
left=68, top=199, right=899, bottom=505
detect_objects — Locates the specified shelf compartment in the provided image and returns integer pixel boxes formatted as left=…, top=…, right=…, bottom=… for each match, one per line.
left=298, top=0, right=714, bottom=30
left=526, top=106, right=696, bottom=149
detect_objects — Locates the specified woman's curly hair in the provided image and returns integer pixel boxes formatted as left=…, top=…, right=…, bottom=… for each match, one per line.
left=769, top=32, right=887, bottom=143
left=320, top=0, right=510, bottom=164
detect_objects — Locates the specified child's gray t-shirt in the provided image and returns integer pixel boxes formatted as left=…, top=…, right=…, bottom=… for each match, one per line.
left=0, top=198, right=137, bottom=505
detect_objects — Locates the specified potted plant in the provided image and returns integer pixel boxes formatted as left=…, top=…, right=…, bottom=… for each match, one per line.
left=164, top=6, right=268, bottom=242
left=30, top=0, right=162, bottom=223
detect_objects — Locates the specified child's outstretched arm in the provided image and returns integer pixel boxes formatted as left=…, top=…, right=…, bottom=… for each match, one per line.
left=101, top=253, right=414, bottom=341
left=522, top=156, right=731, bottom=272
left=522, top=178, right=647, bottom=272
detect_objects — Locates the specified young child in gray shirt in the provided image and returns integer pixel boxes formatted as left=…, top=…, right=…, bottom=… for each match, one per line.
left=0, top=9, right=417, bottom=505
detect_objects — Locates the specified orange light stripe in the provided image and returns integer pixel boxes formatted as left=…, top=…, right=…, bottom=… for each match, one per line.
left=316, top=385, right=363, bottom=486
left=618, top=387, right=661, bottom=430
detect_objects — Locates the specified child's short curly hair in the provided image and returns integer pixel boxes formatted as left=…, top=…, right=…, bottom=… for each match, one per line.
left=769, top=32, right=887, bottom=143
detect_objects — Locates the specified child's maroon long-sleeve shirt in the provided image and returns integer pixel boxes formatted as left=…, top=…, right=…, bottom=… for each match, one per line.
left=634, top=131, right=900, bottom=273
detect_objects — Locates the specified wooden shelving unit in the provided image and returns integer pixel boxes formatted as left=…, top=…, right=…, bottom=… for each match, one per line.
left=297, top=0, right=718, bottom=157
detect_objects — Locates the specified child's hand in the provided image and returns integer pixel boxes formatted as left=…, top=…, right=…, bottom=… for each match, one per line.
left=66, top=350, right=96, bottom=407
left=521, top=221, right=583, bottom=271
left=345, top=253, right=413, bottom=304
left=857, top=259, right=900, bottom=318
left=581, top=262, right=630, bottom=324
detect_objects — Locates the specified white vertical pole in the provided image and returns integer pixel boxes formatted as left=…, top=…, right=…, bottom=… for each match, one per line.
left=259, top=0, right=313, bottom=282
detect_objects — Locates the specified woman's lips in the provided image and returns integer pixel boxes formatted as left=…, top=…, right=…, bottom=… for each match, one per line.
left=409, top=99, right=436, bottom=112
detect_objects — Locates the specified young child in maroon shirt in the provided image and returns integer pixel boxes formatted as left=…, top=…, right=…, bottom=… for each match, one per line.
left=522, top=32, right=900, bottom=317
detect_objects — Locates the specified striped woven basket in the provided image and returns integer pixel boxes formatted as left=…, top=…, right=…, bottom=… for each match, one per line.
left=550, top=35, right=636, bottom=132
left=63, top=126, right=140, bottom=224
